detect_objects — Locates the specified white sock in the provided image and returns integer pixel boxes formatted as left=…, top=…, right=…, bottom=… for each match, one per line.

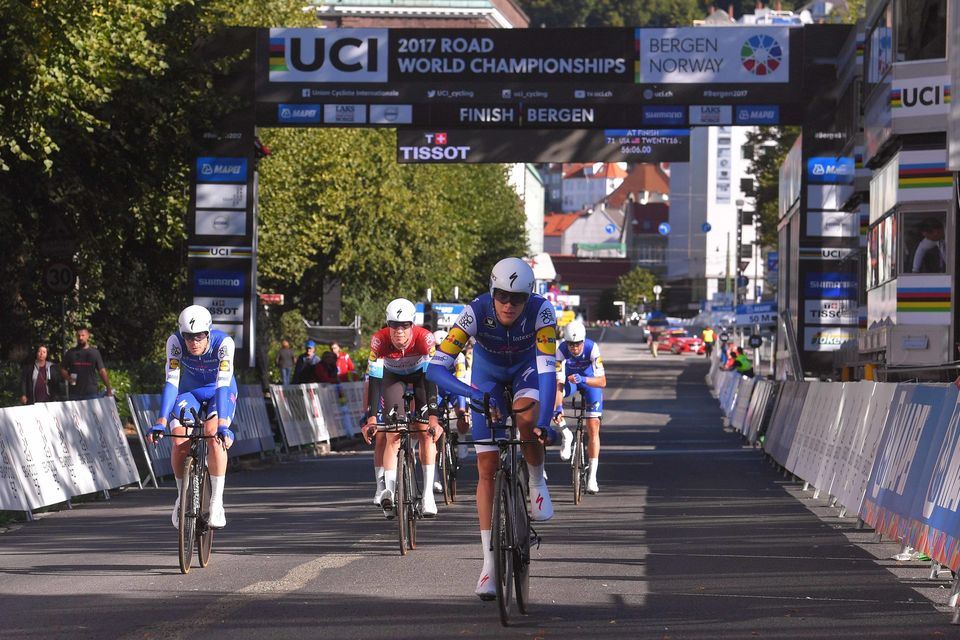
left=423, top=464, right=436, bottom=492
left=480, top=529, right=493, bottom=567
left=588, top=458, right=599, bottom=481
left=375, top=466, right=384, bottom=485
left=209, top=475, right=225, bottom=504
left=384, top=469, right=397, bottom=493
left=527, top=463, right=546, bottom=486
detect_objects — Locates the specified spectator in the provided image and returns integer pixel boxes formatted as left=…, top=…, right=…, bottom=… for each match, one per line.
left=276, top=338, right=295, bottom=385
left=734, top=349, right=755, bottom=378
left=20, top=343, right=62, bottom=404
left=330, top=341, right=358, bottom=381
left=61, top=327, right=112, bottom=400
left=293, top=340, right=320, bottom=384
left=911, top=218, right=946, bottom=273
left=701, top=326, right=716, bottom=357
left=722, top=346, right=738, bottom=371
left=314, top=350, right=340, bottom=385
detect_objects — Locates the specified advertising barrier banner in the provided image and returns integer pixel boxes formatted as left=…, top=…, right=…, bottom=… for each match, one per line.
left=763, top=381, right=809, bottom=467
left=863, top=385, right=956, bottom=546
left=744, top=379, right=778, bottom=444
left=834, top=382, right=896, bottom=516
left=0, top=399, right=139, bottom=511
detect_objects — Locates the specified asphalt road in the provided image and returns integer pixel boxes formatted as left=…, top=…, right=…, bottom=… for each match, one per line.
left=1, top=326, right=955, bottom=638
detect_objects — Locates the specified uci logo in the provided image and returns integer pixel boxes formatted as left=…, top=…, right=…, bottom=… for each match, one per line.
left=269, top=28, right=389, bottom=83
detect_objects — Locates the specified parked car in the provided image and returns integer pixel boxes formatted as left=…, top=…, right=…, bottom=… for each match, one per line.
left=657, top=328, right=705, bottom=355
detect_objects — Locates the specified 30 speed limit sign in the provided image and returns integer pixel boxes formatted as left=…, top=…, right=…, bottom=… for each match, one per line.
left=43, top=262, right=75, bottom=295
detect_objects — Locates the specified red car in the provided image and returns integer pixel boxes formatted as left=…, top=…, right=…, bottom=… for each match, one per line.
left=657, top=328, right=705, bottom=355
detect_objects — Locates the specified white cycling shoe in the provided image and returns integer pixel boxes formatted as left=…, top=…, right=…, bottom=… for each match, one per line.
left=373, top=481, right=386, bottom=506
left=171, top=499, right=180, bottom=529
left=433, top=480, right=443, bottom=494
left=559, top=428, right=573, bottom=461
left=380, top=489, right=395, bottom=519
left=529, top=483, right=554, bottom=521
left=421, top=493, right=438, bottom=518
left=586, top=477, right=599, bottom=494
left=208, top=500, right=226, bottom=529
left=475, top=565, right=496, bottom=600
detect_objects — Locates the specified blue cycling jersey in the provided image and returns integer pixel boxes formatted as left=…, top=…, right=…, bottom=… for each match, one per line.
left=427, top=292, right=557, bottom=428
left=158, top=329, right=237, bottom=426
left=556, top=338, right=605, bottom=380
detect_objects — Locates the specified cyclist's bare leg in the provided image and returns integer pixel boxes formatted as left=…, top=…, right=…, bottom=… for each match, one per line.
left=203, top=416, right=227, bottom=476
left=514, top=399, right=544, bottom=467
left=170, top=422, right=189, bottom=479
left=476, top=451, right=498, bottom=528
left=382, top=431, right=401, bottom=472
left=586, top=417, right=601, bottom=459
left=374, top=431, right=386, bottom=467
left=418, top=429, right=437, bottom=466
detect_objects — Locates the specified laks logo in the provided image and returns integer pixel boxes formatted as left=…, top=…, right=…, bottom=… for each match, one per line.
left=741, top=34, right=782, bottom=76
left=269, top=28, right=388, bottom=83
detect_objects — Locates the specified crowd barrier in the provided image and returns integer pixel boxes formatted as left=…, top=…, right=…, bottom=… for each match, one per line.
left=0, top=398, right=139, bottom=513
left=708, top=369, right=960, bottom=575
left=267, top=382, right=364, bottom=449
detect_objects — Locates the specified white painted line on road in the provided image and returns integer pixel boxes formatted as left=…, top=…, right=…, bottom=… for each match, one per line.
left=653, top=590, right=933, bottom=606
left=122, top=554, right=360, bottom=640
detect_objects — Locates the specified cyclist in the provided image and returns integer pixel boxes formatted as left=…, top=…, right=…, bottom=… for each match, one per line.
left=553, top=320, right=606, bottom=494
left=147, top=305, right=237, bottom=529
left=363, top=298, right=442, bottom=518
left=427, top=257, right=558, bottom=600
left=433, top=329, right=471, bottom=464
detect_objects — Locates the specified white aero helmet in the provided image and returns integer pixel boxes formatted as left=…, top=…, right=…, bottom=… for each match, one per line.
left=385, top=298, right=417, bottom=324
left=433, top=329, right=449, bottom=344
left=564, top=320, right=586, bottom=343
left=178, top=304, right=212, bottom=335
left=489, top=257, right=535, bottom=297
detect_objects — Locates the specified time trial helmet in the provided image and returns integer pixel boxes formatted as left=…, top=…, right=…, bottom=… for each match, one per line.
left=489, top=257, right=535, bottom=297
left=564, top=320, right=586, bottom=343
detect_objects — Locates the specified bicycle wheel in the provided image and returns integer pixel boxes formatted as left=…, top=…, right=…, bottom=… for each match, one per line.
left=493, top=469, right=514, bottom=626
left=448, top=433, right=459, bottom=502
left=177, top=457, right=197, bottom=574
left=197, top=465, right=214, bottom=568
left=405, top=449, right=417, bottom=551
left=513, top=476, right=531, bottom=614
left=572, top=427, right=584, bottom=505
left=438, top=433, right=452, bottom=506
left=396, top=449, right=409, bottom=556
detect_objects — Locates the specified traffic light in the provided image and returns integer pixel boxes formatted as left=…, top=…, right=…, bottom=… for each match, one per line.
left=422, top=302, right=436, bottom=331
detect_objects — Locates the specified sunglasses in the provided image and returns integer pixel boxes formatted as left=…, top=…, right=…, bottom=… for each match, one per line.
left=387, top=321, right=413, bottom=330
left=567, top=341, right=584, bottom=346
left=183, top=331, right=209, bottom=342
left=492, top=289, right=529, bottom=305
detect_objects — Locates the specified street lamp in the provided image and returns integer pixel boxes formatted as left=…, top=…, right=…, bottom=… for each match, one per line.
left=735, top=198, right=745, bottom=308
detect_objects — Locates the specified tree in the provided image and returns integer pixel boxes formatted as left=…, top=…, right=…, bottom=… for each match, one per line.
left=614, top=267, right=658, bottom=308
left=517, top=0, right=705, bottom=27
left=743, top=127, right=800, bottom=248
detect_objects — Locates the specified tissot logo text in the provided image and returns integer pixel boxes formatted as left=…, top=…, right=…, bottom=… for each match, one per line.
left=269, top=29, right=388, bottom=83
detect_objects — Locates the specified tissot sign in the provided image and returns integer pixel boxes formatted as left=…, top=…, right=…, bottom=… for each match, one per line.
left=254, top=26, right=806, bottom=128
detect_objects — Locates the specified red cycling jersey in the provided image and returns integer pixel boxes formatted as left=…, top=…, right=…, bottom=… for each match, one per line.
left=367, top=325, right=436, bottom=377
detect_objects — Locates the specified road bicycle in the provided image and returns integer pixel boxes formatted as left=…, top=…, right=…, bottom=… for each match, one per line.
left=566, top=390, right=590, bottom=505
left=473, top=390, right=542, bottom=627
left=161, top=404, right=221, bottom=574
left=370, top=406, right=434, bottom=556
left=436, top=398, right=460, bottom=505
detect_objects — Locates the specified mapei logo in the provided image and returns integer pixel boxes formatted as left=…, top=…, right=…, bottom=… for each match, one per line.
left=196, top=157, right=247, bottom=184
left=268, top=28, right=388, bottom=83
left=740, top=34, right=782, bottom=76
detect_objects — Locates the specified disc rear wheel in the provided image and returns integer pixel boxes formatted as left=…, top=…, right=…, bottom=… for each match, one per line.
left=405, top=450, right=417, bottom=550
left=573, top=428, right=584, bottom=505
left=513, top=478, right=531, bottom=614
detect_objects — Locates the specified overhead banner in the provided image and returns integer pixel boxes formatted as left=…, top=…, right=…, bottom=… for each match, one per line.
left=396, top=128, right=690, bottom=163
left=254, top=26, right=806, bottom=128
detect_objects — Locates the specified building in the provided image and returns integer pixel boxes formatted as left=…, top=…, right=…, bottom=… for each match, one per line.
left=306, top=0, right=528, bottom=28
left=507, top=163, right=545, bottom=255
left=667, top=127, right=762, bottom=316
left=558, top=163, right=628, bottom=212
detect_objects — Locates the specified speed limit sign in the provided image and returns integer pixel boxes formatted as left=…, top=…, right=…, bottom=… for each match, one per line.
left=43, top=262, right=75, bottom=295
